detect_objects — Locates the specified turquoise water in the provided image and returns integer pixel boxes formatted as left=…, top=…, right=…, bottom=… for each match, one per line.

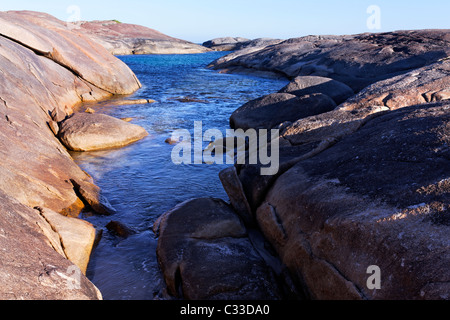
left=73, top=52, right=288, bottom=300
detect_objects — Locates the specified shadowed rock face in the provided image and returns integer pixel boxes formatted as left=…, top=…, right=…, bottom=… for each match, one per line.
left=209, top=30, right=450, bottom=92
left=0, top=11, right=143, bottom=299
left=223, top=95, right=449, bottom=300
left=153, top=198, right=283, bottom=300
left=79, top=20, right=211, bottom=55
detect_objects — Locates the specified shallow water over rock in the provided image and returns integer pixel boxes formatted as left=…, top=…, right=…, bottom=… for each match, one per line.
left=72, top=52, right=288, bottom=300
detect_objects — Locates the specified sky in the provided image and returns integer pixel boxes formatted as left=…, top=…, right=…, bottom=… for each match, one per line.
left=0, top=0, right=449, bottom=43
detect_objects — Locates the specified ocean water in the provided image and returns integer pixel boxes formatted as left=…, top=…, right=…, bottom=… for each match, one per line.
left=73, top=52, right=289, bottom=300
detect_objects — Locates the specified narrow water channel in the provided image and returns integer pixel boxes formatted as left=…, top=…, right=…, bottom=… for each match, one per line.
left=72, top=52, right=289, bottom=300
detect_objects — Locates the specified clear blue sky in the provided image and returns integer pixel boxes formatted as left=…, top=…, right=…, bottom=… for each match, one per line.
left=1, top=0, right=449, bottom=43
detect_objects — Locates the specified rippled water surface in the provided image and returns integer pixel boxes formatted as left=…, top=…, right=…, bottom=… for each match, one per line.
left=73, top=52, right=288, bottom=300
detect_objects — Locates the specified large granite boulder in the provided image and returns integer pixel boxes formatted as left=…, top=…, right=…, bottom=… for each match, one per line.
left=281, top=59, right=450, bottom=146
left=80, top=20, right=211, bottom=55
left=0, top=190, right=101, bottom=300
left=153, top=198, right=282, bottom=300
left=0, top=11, right=142, bottom=94
left=256, top=101, right=450, bottom=300
left=209, top=30, right=450, bottom=92
left=58, top=113, right=149, bottom=152
left=216, top=31, right=450, bottom=300
left=226, top=61, right=450, bottom=272
left=230, top=92, right=336, bottom=130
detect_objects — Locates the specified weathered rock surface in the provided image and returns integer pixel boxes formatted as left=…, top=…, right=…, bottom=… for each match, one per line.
left=0, top=11, right=143, bottom=299
left=232, top=136, right=333, bottom=213
left=281, top=59, right=450, bottom=147
left=153, top=198, right=282, bottom=300
left=209, top=30, right=450, bottom=92
left=0, top=190, right=101, bottom=300
left=228, top=61, right=448, bottom=255
left=279, top=76, right=355, bottom=105
left=80, top=20, right=211, bottom=55
left=36, top=207, right=97, bottom=275
left=212, top=30, right=450, bottom=300
left=0, top=11, right=141, bottom=94
left=58, top=113, right=149, bottom=152
left=230, top=92, right=337, bottom=130
left=0, top=10, right=141, bottom=213
left=257, top=101, right=449, bottom=300
left=339, top=58, right=450, bottom=111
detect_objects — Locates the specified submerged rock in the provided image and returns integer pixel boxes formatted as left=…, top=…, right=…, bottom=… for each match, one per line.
left=169, top=96, right=209, bottom=103
left=107, top=99, right=156, bottom=106
left=58, top=113, right=149, bottom=152
left=121, top=117, right=134, bottom=122
left=106, top=220, right=136, bottom=238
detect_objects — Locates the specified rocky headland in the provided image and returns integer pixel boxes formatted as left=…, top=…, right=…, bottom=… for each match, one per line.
left=203, top=37, right=251, bottom=51
left=155, top=30, right=450, bottom=300
left=80, top=20, right=211, bottom=55
left=208, top=30, right=449, bottom=90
